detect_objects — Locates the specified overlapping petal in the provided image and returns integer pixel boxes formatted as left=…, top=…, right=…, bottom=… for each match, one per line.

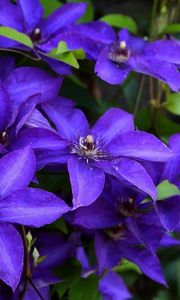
left=68, top=157, right=105, bottom=208
left=0, top=188, right=70, bottom=227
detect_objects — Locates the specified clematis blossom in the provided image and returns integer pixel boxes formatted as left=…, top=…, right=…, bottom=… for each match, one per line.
left=0, top=0, right=87, bottom=74
left=13, top=106, right=172, bottom=208
left=95, top=29, right=180, bottom=91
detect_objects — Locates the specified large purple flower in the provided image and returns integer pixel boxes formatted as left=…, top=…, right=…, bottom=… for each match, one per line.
left=0, top=0, right=87, bottom=74
left=13, top=105, right=172, bottom=208
left=0, top=146, right=69, bottom=290
left=95, top=29, right=180, bottom=91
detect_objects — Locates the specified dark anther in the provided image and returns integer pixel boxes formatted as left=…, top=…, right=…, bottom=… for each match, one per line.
left=0, top=131, right=9, bottom=147
left=30, top=28, right=41, bottom=43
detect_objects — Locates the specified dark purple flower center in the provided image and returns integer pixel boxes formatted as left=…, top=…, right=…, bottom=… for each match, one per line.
left=0, top=131, right=9, bottom=147
left=70, top=134, right=107, bottom=162
left=106, top=224, right=126, bottom=240
left=108, top=41, right=131, bottom=64
left=119, top=197, right=137, bottom=217
left=30, top=27, right=41, bottom=44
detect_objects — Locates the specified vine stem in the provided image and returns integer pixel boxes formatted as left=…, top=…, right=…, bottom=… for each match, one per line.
left=0, top=47, right=41, bottom=61
left=133, top=75, right=145, bottom=118
left=19, top=226, right=45, bottom=300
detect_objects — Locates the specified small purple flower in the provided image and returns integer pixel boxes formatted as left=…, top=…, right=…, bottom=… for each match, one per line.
left=95, top=29, right=180, bottom=91
left=0, top=0, right=87, bottom=74
left=0, top=62, right=62, bottom=154
left=13, top=105, right=172, bottom=208
left=0, top=146, right=69, bottom=290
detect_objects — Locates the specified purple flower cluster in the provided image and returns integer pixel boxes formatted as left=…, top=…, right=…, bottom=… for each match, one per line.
left=0, top=1, right=180, bottom=300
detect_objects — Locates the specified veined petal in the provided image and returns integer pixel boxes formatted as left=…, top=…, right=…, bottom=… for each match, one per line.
left=68, top=157, right=105, bottom=208
left=99, top=271, right=131, bottom=300
left=17, top=0, right=43, bottom=33
left=95, top=48, right=131, bottom=84
left=42, top=105, right=89, bottom=141
left=74, top=197, right=120, bottom=229
left=0, top=223, right=23, bottom=291
left=0, top=146, right=36, bottom=198
left=40, top=3, right=87, bottom=37
left=119, top=241, right=167, bottom=286
left=4, top=67, right=62, bottom=123
left=109, top=131, right=172, bottom=162
left=92, top=108, right=134, bottom=144
left=11, top=128, right=68, bottom=151
left=95, top=233, right=122, bottom=273
left=0, top=188, right=70, bottom=227
left=112, top=159, right=157, bottom=201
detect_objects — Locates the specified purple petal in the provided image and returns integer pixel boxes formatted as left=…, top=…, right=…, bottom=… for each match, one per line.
left=112, top=159, right=157, bottom=201
left=0, top=223, right=23, bottom=291
left=4, top=67, right=62, bottom=123
left=0, top=146, right=35, bottom=198
left=69, top=21, right=116, bottom=44
left=92, top=108, right=134, bottom=144
left=119, top=242, right=167, bottom=286
left=42, top=105, right=89, bottom=141
left=118, top=29, right=147, bottom=54
left=145, top=39, right=180, bottom=65
left=25, top=109, right=52, bottom=130
left=109, top=131, right=172, bottom=162
left=0, top=56, right=15, bottom=82
left=133, top=56, right=180, bottom=92
left=0, top=0, right=23, bottom=31
left=95, top=233, right=122, bottom=273
left=99, top=271, right=131, bottom=300
left=95, top=48, right=131, bottom=84
left=162, top=134, right=180, bottom=181
left=14, top=94, right=41, bottom=134
left=12, top=128, right=68, bottom=151
left=41, top=3, right=87, bottom=37
left=17, top=0, right=43, bottom=33
left=68, top=157, right=105, bottom=208
left=0, top=83, right=11, bottom=131
left=0, top=188, right=70, bottom=227
left=160, top=234, right=180, bottom=247
left=36, top=149, right=70, bottom=170
left=74, top=197, right=120, bottom=229
left=156, top=196, right=180, bottom=231
left=45, top=57, right=72, bottom=75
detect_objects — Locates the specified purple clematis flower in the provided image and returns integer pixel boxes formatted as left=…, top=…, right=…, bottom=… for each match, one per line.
left=0, top=0, right=87, bottom=74
left=95, top=29, right=180, bottom=91
left=0, top=146, right=69, bottom=291
left=0, top=62, right=63, bottom=154
left=13, top=105, right=172, bottom=208
left=73, top=183, right=177, bottom=286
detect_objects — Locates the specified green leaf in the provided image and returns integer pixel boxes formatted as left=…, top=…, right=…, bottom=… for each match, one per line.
left=165, top=93, right=180, bottom=115
left=69, top=275, right=100, bottom=300
left=161, top=23, right=180, bottom=34
left=116, top=259, right=141, bottom=274
left=40, top=0, right=62, bottom=17
left=0, top=26, right=33, bottom=48
left=157, top=180, right=180, bottom=201
left=100, top=14, right=137, bottom=34
left=48, top=41, right=85, bottom=68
